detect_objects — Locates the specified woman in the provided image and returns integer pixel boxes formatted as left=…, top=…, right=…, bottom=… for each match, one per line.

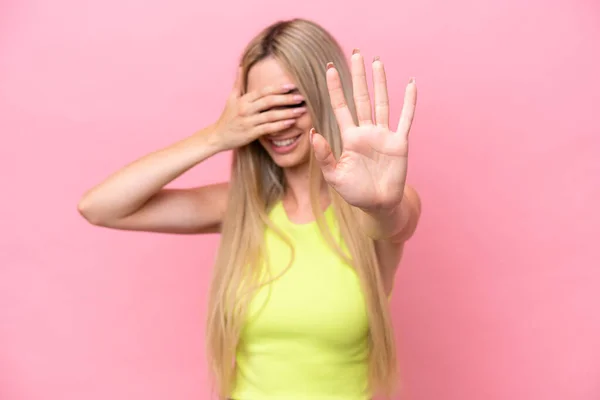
left=78, top=18, right=421, bottom=400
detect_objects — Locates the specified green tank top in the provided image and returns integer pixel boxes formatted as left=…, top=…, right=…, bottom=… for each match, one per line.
left=231, top=201, right=371, bottom=400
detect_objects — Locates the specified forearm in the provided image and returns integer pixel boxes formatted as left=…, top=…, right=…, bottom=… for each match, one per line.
left=78, top=125, right=223, bottom=222
left=358, top=186, right=421, bottom=243
left=358, top=200, right=410, bottom=241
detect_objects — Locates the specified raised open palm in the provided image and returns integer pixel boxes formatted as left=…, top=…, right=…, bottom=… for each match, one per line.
left=311, top=50, right=417, bottom=211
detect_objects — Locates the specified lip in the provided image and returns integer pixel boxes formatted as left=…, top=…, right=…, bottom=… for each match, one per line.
left=267, top=132, right=302, bottom=141
left=267, top=133, right=302, bottom=154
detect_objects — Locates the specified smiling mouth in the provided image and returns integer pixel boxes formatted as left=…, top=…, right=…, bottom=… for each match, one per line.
left=270, top=134, right=301, bottom=147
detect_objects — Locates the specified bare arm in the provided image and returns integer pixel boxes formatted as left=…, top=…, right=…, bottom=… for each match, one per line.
left=354, top=185, right=421, bottom=294
left=78, top=73, right=307, bottom=234
left=77, top=126, right=228, bottom=234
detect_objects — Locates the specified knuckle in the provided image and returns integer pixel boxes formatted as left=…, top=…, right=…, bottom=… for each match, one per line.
left=262, top=122, right=275, bottom=133
left=288, top=107, right=301, bottom=116
left=354, top=92, right=371, bottom=102
left=250, top=99, right=260, bottom=111
left=270, top=112, right=282, bottom=123
left=332, top=100, right=346, bottom=109
left=238, top=103, right=248, bottom=117
left=255, top=113, right=267, bottom=125
left=255, top=124, right=267, bottom=135
left=275, top=95, right=288, bottom=106
left=278, top=95, right=290, bottom=105
left=262, top=97, right=275, bottom=108
left=282, top=110, right=296, bottom=120
left=269, top=109, right=283, bottom=119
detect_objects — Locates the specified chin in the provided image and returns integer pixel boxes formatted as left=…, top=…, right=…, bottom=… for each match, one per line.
left=272, top=153, right=309, bottom=169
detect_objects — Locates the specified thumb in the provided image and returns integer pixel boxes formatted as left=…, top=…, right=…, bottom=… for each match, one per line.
left=310, top=128, right=338, bottom=185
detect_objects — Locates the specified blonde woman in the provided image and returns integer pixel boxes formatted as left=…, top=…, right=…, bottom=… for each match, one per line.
left=78, top=18, right=421, bottom=400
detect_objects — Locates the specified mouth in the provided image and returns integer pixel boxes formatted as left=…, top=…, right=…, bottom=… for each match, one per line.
left=267, top=133, right=302, bottom=154
left=271, top=135, right=300, bottom=147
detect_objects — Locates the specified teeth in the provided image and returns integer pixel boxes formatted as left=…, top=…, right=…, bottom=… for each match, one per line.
left=272, top=137, right=298, bottom=147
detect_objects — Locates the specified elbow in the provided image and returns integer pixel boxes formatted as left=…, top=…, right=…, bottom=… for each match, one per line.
left=400, top=186, right=422, bottom=241
left=77, top=196, right=106, bottom=226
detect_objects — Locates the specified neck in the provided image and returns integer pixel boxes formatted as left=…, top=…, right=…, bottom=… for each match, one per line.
left=282, top=162, right=329, bottom=212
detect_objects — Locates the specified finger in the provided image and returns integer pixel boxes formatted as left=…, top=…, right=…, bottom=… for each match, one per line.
left=244, top=83, right=296, bottom=103
left=396, top=78, right=417, bottom=137
left=326, top=62, right=355, bottom=132
left=245, top=92, right=304, bottom=115
left=372, top=57, right=390, bottom=128
left=232, top=66, right=243, bottom=97
left=363, top=126, right=408, bottom=156
left=310, top=128, right=338, bottom=185
left=250, top=106, right=307, bottom=125
left=252, top=119, right=296, bottom=136
left=351, top=49, right=373, bottom=126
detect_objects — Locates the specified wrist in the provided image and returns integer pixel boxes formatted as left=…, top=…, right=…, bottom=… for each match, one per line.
left=360, top=202, right=400, bottom=220
left=358, top=200, right=408, bottom=241
left=190, top=124, right=228, bottom=154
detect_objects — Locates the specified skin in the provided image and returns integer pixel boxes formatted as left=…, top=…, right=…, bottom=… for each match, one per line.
left=312, top=51, right=422, bottom=291
left=77, top=51, right=421, bottom=293
left=247, top=57, right=330, bottom=223
left=249, top=59, right=313, bottom=172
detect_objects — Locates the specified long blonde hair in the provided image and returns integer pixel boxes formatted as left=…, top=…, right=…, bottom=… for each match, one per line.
left=206, top=18, right=397, bottom=398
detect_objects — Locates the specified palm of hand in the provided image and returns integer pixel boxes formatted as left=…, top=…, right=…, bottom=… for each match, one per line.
left=332, top=126, right=408, bottom=210
left=312, top=52, right=417, bottom=211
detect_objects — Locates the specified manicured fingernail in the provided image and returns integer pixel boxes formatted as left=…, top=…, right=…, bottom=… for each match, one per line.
left=293, top=107, right=307, bottom=114
left=284, top=119, right=295, bottom=126
left=373, top=56, right=381, bottom=63
left=282, top=83, right=296, bottom=90
left=293, top=94, right=304, bottom=102
left=352, top=48, right=360, bottom=55
left=326, top=62, right=334, bottom=70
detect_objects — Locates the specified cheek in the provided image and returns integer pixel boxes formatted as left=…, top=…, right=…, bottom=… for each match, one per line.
left=297, top=113, right=313, bottom=131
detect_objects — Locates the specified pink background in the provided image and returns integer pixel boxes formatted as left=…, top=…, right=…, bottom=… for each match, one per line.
left=1, top=0, right=599, bottom=399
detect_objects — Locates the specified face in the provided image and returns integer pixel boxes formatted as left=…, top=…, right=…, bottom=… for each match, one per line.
left=246, top=57, right=313, bottom=170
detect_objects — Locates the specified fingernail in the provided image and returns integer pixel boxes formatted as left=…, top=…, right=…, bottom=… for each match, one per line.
left=326, top=62, right=334, bottom=70
left=409, top=77, right=416, bottom=84
left=293, top=94, right=304, bottom=102
left=310, top=128, right=315, bottom=143
left=373, top=56, right=381, bottom=63
left=282, top=83, right=296, bottom=90
left=284, top=119, right=295, bottom=125
left=293, top=107, right=307, bottom=114
left=352, top=48, right=360, bottom=55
